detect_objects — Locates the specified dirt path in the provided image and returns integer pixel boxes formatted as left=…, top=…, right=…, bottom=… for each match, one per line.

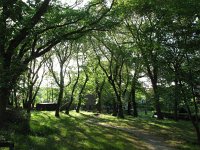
left=87, top=119, right=176, bottom=150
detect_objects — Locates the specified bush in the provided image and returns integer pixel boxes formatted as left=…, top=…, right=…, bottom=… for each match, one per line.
left=3, top=108, right=30, bottom=134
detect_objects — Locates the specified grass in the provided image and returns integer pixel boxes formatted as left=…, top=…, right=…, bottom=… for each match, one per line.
left=1, top=110, right=200, bottom=150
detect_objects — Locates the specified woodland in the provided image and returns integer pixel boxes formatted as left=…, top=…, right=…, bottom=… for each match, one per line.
left=0, top=0, right=200, bottom=149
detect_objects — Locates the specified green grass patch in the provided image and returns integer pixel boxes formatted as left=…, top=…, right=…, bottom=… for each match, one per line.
left=0, top=110, right=200, bottom=150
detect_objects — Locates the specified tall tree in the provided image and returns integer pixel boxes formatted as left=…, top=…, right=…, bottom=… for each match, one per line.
left=65, top=49, right=80, bottom=115
left=46, top=42, right=72, bottom=117
left=91, top=31, right=131, bottom=118
left=24, top=57, right=46, bottom=113
left=0, top=0, right=116, bottom=121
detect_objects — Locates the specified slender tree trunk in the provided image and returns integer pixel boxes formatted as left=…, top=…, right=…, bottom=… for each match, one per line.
left=65, top=79, right=79, bottom=115
left=51, top=87, right=54, bottom=102
left=65, top=96, right=73, bottom=115
left=131, top=87, right=138, bottom=117
left=55, top=86, right=64, bottom=117
left=27, top=85, right=33, bottom=113
left=174, top=77, right=179, bottom=121
left=66, top=53, right=80, bottom=115
left=111, top=80, right=124, bottom=118
left=13, top=87, right=18, bottom=108
left=9, top=90, right=14, bottom=106
left=76, top=95, right=82, bottom=113
left=130, top=77, right=138, bottom=117
left=65, top=74, right=79, bottom=115
left=76, top=74, right=88, bottom=113
left=96, top=92, right=102, bottom=113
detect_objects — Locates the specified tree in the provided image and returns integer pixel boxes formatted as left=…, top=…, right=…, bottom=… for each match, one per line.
left=75, top=45, right=89, bottom=113
left=128, top=0, right=200, bottom=142
left=76, top=67, right=89, bottom=113
left=65, top=48, right=80, bottom=115
left=46, top=42, right=72, bottom=117
left=91, top=31, right=131, bottom=118
left=24, top=57, right=46, bottom=113
left=0, top=0, right=116, bottom=121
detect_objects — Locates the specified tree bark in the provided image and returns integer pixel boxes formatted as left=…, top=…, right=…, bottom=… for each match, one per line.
left=96, top=78, right=105, bottom=113
left=27, top=85, right=33, bottom=113
left=112, top=98, right=117, bottom=116
left=0, top=87, right=10, bottom=122
left=55, top=85, right=64, bottom=117
left=127, top=99, right=132, bottom=115
left=117, top=96, right=124, bottom=118
left=111, top=80, right=124, bottom=118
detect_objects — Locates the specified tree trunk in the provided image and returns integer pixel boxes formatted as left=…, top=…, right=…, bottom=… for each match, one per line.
left=66, top=54, right=79, bottom=115
left=76, top=95, right=82, bottom=113
left=112, top=99, right=117, bottom=116
left=65, top=78, right=79, bottom=115
left=13, top=88, right=18, bottom=108
left=97, top=92, right=102, bottom=113
left=117, top=96, right=124, bottom=118
left=132, top=88, right=138, bottom=117
left=76, top=73, right=88, bottom=113
left=127, top=99, right=132, bottom=115
left=27, top=85, right=33, bottom=113
left=27, top=102, right=31, bottom=114
left=95, top=78, right=105, bottom=113
left=193, top=122, right=200, bottom=145
left=152, top=83, right=163, bottom=119
left=55, top=86, right=64, bottom=117
left=0, top=87, right=10, bottom=122
left=174, top=77, right=179, bottom=121
left=130, top=80, right=138, bottom=117
left=65, top=99, right=72, bottom=115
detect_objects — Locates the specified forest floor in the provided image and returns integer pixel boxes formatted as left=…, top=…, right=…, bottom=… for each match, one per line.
left=1, top=110, right=199, bottom=150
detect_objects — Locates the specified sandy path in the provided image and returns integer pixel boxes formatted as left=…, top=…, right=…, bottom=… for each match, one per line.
left=86, top=119, right=176, bottom=150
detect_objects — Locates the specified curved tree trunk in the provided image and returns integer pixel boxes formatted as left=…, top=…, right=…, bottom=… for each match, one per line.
left=65, top=56, right=80, bottom=115
left=66, top=75, right=79, bottom=114
left=76, top=73, right=88, bottom=113
left=111, top=80, right=124, bottom=118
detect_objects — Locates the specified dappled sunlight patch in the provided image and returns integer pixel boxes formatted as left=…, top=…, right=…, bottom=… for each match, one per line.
left=148, top=122, right=170, bottom=129
left=167, top=139, right=184, bottom=146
